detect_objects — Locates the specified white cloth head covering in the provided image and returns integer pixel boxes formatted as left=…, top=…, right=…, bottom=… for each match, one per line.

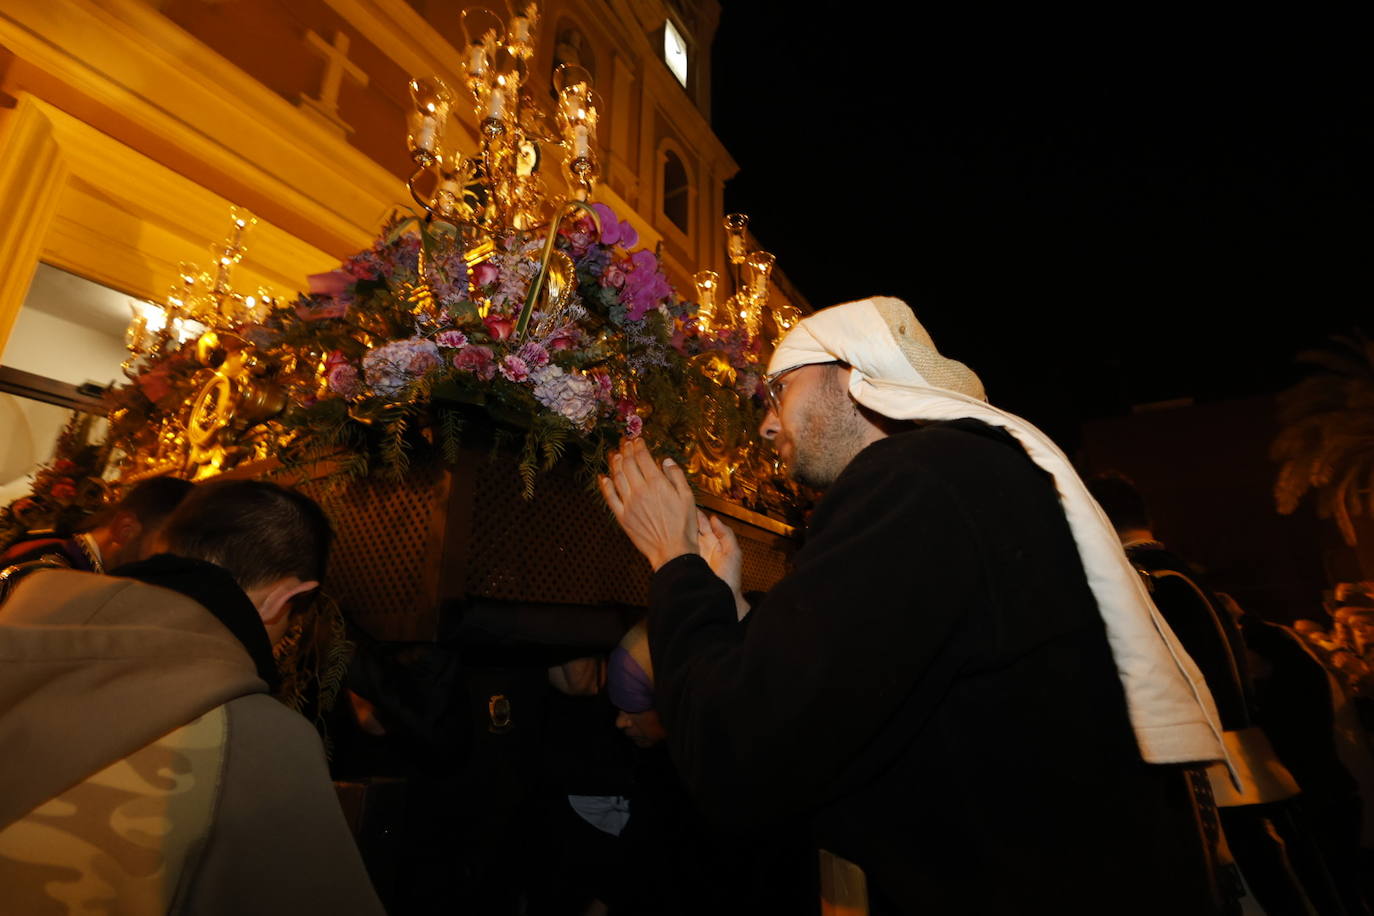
left=771, top=295, right=1232, bottom=775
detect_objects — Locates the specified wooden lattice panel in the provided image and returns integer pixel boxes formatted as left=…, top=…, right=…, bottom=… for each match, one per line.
left=738, top=533, right=791, bottom=595
left=308, top=463, right=445, bottom=641
left=463, top=450, right=652, bottom=606
left=287, top=443, right=797, bottom=641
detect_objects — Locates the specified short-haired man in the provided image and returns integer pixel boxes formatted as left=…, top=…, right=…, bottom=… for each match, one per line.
left=0, top=479, right=385, bottom=915
left=601, top=296, right=1231, bottom=914
left=0, top=475, right=193, bottom=600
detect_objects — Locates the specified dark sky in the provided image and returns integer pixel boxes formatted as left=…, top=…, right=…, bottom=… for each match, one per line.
left=710, top=5, right=1369, bottom=440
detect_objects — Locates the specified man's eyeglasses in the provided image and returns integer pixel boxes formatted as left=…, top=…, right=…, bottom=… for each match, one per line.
left=762, top=361, right=842, bottom=412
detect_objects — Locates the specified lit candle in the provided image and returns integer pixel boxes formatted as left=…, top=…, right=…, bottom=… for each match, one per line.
left=511, top=16, right=529, bottom=42
left=415, top=114, right=438, bottom=152
left=573, top=124, right=589, bottom=159
left=487, top=88, right=506, bottom=120
left=469, top=44, right=486, bottom=75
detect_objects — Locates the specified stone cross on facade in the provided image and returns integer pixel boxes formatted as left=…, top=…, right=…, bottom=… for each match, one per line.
left=298, top=29, right=369, bottom=136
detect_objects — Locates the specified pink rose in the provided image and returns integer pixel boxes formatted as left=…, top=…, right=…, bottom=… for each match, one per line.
left=435, top=329, right=469, bottom=349
left=454, top=344, right=496, bottom=380
left=601, top=264, right=626, bottom=289
left=624, top=414, right=643, bottom=438
left=499, top=355, right=530, bottom=382
left=473, top=262, right=500, bottom=287
left=483, top=313, right=515, bottom=340
left=326, top=360, right=361, bottom=398
left=307, top=269, right=353, bottom=298
left=547, top=333, right=576, bottom=351
left=560, top=215, right=598, bottom=256
left=616, top=398, right=638, bottom=421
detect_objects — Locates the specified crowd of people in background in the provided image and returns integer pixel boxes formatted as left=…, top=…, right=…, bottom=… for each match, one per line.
left=2, top=297, right=1374, bottom=915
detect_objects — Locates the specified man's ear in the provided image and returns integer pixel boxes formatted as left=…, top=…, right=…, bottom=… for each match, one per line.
left=257, top=578, right=320, bottom=631
left=109, top=511, right=142, bottom=549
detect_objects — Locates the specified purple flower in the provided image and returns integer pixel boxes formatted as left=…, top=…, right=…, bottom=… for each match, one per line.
left=532, top=366, right=598, bottom=427
left=622, top=250, right=673, bottom=321
left=430, top=274, right=467, bottom=304
left=499, top=355, right=530, bottom=382
left=383, top=235, right=421, bottom=277
left=435, top=330, right=469, bottom=349
left=454, top=344, right=496, bottom=380
left=361, top=337, right=442, bottom=396
left=344, top=249, right=383, bottom=280
left=517, top=341, right=549, bottom=369
left=591, top=203, right=639, bottom=249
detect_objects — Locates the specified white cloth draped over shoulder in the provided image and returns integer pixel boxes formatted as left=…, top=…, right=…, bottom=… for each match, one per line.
left=770, top=296, right=1234, bottom=780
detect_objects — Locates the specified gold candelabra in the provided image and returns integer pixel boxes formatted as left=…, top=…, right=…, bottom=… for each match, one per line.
left=691, top=214, right=801, bottom=341
left=123, top=209, right=276, bottom=371
left=405, top=3, right=599, bottom=236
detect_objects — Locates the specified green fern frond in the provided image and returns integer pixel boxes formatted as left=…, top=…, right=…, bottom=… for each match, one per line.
left=438, top=408, right=465, bottom=465
left=379, top=416, right=411, bottom=481
left=518, top=429, right=540, bottom=500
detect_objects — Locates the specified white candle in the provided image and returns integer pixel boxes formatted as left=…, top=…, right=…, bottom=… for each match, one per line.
left=468, top=45, right=486, bottom=75
left=512, top=17, right=529, bottom=42
left=416, top=115, right=438, bottom=152
left=573, top=124, right=589, bottom=159
left=487, top=88, right=505, bottom=120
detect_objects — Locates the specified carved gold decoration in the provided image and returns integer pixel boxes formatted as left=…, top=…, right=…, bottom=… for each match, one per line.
left=186, top=345, right=287, bottom=479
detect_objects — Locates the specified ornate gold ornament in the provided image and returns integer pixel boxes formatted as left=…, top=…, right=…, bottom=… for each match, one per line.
left=403, top=3, right=606, bottom=342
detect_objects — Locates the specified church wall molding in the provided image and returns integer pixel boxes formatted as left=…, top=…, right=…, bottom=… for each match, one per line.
left=0, top=92, right=338, bottom=355
left=0, top=0, right=403, bottom=257
left=0, top=94, right=66, bottom=356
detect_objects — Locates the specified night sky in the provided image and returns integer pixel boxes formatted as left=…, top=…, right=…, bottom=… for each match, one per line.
left=710, top=5, right=1369, bottom=440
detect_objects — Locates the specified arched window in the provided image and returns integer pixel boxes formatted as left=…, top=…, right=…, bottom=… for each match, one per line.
left=662, top=149, right=689, bottom=233
left=552, top=24, right=596, bottom=83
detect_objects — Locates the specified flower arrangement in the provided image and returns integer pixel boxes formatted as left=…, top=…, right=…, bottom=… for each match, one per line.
left=106, top=203, right=797, bottom=513
left=0, top=413, right=112, bottom=547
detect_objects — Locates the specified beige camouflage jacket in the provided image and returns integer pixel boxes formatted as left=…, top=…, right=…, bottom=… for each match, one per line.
left=0, top=570, right=385, bottom=915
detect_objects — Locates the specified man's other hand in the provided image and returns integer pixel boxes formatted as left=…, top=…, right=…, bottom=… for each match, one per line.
left=698, top=510, right=750, bottom=620
left=599, top=438, right=698, bottom=570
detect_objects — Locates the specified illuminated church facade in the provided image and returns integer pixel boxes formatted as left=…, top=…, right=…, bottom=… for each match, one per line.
left=0, top=0, right=783, bottom=495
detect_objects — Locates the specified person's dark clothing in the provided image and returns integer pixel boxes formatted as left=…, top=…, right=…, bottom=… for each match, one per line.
left=1244, top=617, right=1370, bottom=916
left=649, top=420, right=1214, bottom=915
left=1126, top=545, right=1252, bottom=729
left=1125, top=545, right=1326, bottom=912
left=614, top=745, right=816, bottom=916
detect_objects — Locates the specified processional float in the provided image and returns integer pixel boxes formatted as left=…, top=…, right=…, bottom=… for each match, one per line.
left=5, top=2, right=809, bottom=704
